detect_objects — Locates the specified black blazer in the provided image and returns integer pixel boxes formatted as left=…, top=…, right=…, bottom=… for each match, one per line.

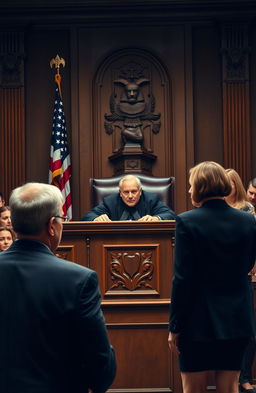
left=0, top=239, right=116, bottom=393
left=169, top=199, right=256, bottom=341
left=81, top=190, right=176, bottom=221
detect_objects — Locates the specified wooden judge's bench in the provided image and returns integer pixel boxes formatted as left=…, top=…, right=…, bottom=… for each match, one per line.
left=58, top=220, right=180, bottom=393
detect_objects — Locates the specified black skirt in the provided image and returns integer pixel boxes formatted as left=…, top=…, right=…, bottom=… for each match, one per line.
left=178, top=338, right=249, bottom=372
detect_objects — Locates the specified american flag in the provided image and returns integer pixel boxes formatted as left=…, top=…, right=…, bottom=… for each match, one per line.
left=49, top=74, right=72, bottom=220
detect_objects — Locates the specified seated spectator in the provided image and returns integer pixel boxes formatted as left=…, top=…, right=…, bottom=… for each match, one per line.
left=225, top=169, right=255, bottom=214
left=247, top=178, right=256, bottom=208
left=0, top=193, right=5, bottom=208
left=0, top=206, right=11, bottom=228
left=81, top=174, right=176, bottom=222
left=0, top=226, right=15, bottom=251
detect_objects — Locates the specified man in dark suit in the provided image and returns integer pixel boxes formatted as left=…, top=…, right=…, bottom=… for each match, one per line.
left=81, top=174, right=176, bottom=222
left=0, top=182, right=116, bottom=393
left=247, top=177, right=256, bottom=208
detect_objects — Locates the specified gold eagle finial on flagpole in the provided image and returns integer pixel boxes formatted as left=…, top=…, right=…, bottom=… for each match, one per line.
left=50, top=55, right=65, bottom=74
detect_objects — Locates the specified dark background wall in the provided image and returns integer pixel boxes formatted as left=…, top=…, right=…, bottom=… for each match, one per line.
left=1, top=0, right=256, bottom=219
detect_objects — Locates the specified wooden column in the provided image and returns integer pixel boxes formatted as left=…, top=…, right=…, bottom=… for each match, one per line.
left=222, top=23, right=251, bottom=183
left=0, top=31, right=25, bottom=201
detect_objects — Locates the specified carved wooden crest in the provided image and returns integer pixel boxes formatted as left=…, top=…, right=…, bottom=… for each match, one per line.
left=109, top=250, right=154, bottom=291
left=104, top=61, right=161, bottom=149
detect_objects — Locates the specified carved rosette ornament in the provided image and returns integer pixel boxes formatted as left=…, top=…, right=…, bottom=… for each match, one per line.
left=104, top=61, right=161, bottom=150
left=222, top=47, right=248, bottom=82
left=109, top=250, right=154, bottom=291
left=0, top=53, right=25, bottom=88
left=0, top=31, right=25, bottom=88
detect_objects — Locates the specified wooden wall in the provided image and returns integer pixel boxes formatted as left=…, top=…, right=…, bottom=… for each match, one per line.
left=1, top=1, right=256, bottom=219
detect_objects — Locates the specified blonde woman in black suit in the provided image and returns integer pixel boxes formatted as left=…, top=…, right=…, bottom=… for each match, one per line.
left=168, top=161, right=256, bottom=393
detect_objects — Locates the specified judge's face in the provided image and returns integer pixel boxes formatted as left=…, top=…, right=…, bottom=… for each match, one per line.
left=119, top=179, right=142, bottom=207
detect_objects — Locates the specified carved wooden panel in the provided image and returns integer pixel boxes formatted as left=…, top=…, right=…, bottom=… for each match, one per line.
left=54, top=244, right=75, bottom=261
left=92, top=48, right=173, bottom=178
left=103, top=244, right=160, bottom=296
left=107, top=324, right=171, bottom=392
left=0, top=31, right=25, bottom=200
left=222, top=23, right=251, bottom=183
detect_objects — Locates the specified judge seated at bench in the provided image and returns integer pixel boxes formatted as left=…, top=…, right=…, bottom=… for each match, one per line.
left=81, top=174, right=176, bottom=222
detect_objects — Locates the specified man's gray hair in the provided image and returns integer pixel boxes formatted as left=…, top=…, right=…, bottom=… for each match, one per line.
left=119, top=175, right=142, bottom=189
left=10, top=183, right=64, bottom=235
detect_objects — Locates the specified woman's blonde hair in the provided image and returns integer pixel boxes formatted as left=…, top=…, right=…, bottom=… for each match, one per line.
left=225, top=168, right=249, bottom=210
left=189, top=161, right=231, bottom=204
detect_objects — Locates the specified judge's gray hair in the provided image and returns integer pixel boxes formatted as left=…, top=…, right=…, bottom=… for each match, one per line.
left=10, top=183, right=63, bottom=235
left=119, top=175, right=142, bottom=190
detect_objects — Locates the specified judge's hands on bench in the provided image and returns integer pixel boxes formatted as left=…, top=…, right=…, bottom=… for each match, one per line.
left=93, top=214, right=161, bottom=222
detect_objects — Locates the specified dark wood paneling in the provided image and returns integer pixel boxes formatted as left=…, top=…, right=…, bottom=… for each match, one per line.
left=0, top=31, right=25, bottom=201
left=222, top=23, right=251, bottom=184
left=1, top=1, right=256, bottom=214
left=25, top=29, right=71, bottom=181
left=193, top=24, right=223, bottom=165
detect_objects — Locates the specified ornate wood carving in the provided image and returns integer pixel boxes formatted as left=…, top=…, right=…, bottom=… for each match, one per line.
left=108, top=146, right=156, bottom=175
left=104, top=59, right=161, bottom=175
left=0, top=31, right=24, bottom=89
left=54, top=244, right=75, bottom=261
left=109, top=250, right=154, bottom=290
left=0, top=53, right=24, bottom=88
left=92, top=48, right=172, bottom=178
left=104, top=61, right=161, bottom=148
left=103, top=243, right=160, bottom=296
left=221, top=23, right=251, bottom=182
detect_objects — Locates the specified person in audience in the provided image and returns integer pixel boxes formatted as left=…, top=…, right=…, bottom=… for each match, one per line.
left=225, top=169, right=255, bottom=214
left=247, top=178, right=256, bottom=208
left=0, top=192, right=5, bottom=208
left=225, top=169, right=256, bottom=393
left=0, top=182, right=116, bottom=393
left=168, top=161, right=256, bottom=393
left=0, top=226, right=15, bottom=251
left=81, top=174, right=176, bottom=222
left=0, top=205, right=12, bottom=228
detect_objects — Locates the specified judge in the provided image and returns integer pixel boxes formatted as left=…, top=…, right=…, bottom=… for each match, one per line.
left=81, top=174, right=176, bottom=222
